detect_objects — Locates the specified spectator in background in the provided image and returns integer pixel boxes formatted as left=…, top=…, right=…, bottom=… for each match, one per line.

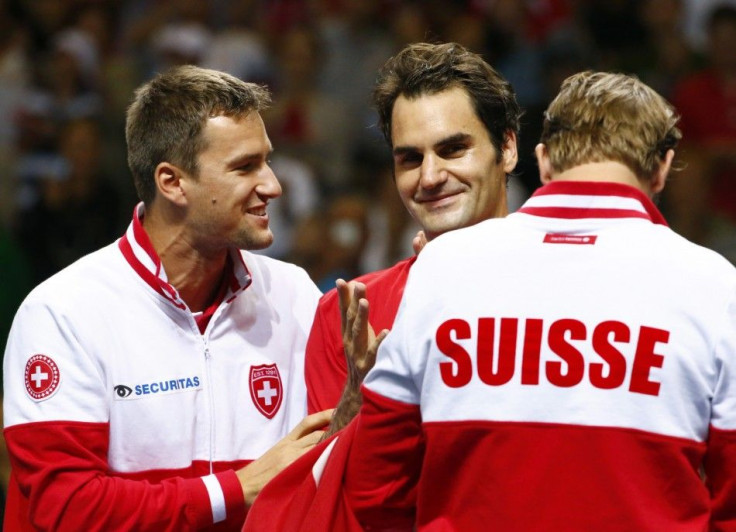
left=122, top=0, right=212, bottom=76
left=264, top=24, right=351, bottom=194
left=667, top=3, right=736, bottom=263
left=26, top=28, right=103, bottom=124
left=14, top=118, right=124, bottom=284
left=359, top=160, right=421, bottom=274
left=317, top=0, right=396, bottom=186
left=256, top=153, right=320, bottom=261
left=0, top=4, right=32, bottom=227
left=285, top=192, right=372, bottom=292
left=316, top=193, right=371, bottom=293
left=201, top=0, right=273, bottom=85
left=636, top=0, right=699, bottom=99
left=578, top=0, right=649, bottom=72
left=682, top=0, right=736, bottom=51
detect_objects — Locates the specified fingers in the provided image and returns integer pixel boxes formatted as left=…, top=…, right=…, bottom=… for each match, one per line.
left=350, top=283, right=367, bottom=326
left=352, top=298, right=371, bottom=349
left=338, top=280, right=367, bottom=341
left=412, top=230, right=428, bottom=255
left=363, top=328, right=389, bottom=373
left=289, top=409, right=334, bottom=439
left=337, top=280, right=363, bottom=335
left=297, top=429, right=326, bottom=448
left=336, top=279, right=349, bottom=336
left=374, top=328, right=389, bottom=349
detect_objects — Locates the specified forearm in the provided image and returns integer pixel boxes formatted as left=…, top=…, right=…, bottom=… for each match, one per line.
left=325, top=369, right=363, bottom=436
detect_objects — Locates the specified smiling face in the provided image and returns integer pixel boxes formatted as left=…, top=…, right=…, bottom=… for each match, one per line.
left=390, top=87, right=517, bottom=240
left=183, top=112, right=282, bottom=252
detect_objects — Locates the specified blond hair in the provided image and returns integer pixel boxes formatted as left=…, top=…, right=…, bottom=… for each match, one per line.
left=540, top=71, right=681, bottom=180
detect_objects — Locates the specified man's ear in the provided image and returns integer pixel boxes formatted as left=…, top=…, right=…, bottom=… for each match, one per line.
left=502, top=131, right=519, bottom=174
left=651, top=149, right=674, bottom=195
left=535, top=143, right=553, bottom=184
left=154, top=162, right=188, bottom=207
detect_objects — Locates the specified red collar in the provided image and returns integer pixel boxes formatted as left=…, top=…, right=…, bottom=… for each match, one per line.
left=517, top=181, right=668, bottom=226
left=118, top=203, right=252, bottom=311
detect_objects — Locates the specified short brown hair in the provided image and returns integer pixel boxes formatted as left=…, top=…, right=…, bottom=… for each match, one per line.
left=125, top=65, right=271, bottom=205
left=540, top=71, right=681, bottom=180
left=373, top=42, right=521, bottom=159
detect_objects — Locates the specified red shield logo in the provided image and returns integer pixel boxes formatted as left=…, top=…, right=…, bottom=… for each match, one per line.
left=249, top=364, right=283, bottom=419
left=25, top=354, right=61, bottom=401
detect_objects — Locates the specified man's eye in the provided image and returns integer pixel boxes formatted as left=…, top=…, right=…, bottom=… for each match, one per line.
left=397, top=154, right=421, bottom=167
left=441, top=144, right=466, bottom=157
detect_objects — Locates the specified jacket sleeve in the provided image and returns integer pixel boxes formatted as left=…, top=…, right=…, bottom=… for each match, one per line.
left=344, top=388, right=423, bottom=530
left=705, top=297, right=736, bottom=531
left=2, top=296, right=245, bottom=531
left=305, top=291, right=348, bottom=414
left=3, top=422, right=245, bottom=531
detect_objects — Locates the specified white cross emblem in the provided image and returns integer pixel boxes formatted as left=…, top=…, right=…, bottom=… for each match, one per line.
left=31, top=365, right=49, bottom=389
left=257, top=381, right=278, bottom=406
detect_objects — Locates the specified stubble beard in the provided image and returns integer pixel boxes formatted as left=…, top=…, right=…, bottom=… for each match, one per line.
left=234, top=227, right=274, bottom=251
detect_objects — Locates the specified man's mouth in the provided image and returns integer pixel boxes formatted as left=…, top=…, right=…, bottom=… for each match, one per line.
left=246, top=205, right=268, bottom=216
left=416, top=191, right=461, bottom=206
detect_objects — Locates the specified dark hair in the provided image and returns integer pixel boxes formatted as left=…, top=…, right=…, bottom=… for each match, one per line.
left=125, top=65, right=271, bottom=205
left=373, top=41, right=521, bottom=159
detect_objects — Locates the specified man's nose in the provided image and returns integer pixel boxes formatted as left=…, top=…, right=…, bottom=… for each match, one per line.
left=419, top=154, right=448, bottom=189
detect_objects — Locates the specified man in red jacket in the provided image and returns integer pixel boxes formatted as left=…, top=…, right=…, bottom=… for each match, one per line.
left=242, top=41, right=521, bottom=532
left=305, top=41, right=522, bottom=428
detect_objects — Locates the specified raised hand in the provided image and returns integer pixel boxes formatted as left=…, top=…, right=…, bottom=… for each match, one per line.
left=327, top=279, right=388, bottom=435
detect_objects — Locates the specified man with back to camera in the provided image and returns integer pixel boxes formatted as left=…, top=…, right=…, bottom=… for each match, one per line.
left=2, top=65, right=332, bottom=531
left=344, top=71, right=736, bottom=530
left=304, top=41, right=521, bottom=429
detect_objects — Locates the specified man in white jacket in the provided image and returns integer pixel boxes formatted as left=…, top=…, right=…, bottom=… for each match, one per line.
left=3, top=65, right=331, bottom=531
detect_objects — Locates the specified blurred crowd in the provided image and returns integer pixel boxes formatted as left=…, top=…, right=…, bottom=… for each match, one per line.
left=2, top=0, right=736, bottom=360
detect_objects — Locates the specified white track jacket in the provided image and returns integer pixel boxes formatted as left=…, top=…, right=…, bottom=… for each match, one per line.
left=3, top=205, right=320, bottom=531
left=346, top=181, right=736, bottom=531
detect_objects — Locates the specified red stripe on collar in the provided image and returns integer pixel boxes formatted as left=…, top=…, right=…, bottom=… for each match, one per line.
left=519, top=181, right=668, bottom=226
left=118, top=233, right=186, bottom=310
left=118, top=203, right=253, bottom=310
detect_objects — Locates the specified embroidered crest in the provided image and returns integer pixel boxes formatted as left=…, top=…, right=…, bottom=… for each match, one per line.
left=249, top=364, right=283, bottom=419
left=25, top=354, right=61, bottom=401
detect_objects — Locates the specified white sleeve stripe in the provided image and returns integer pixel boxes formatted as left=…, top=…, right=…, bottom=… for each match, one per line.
left=311, top=436, right=339, bottom=486
left=202, top=474, right=227, bottom=523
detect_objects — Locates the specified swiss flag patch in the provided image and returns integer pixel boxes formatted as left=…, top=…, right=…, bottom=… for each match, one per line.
left=250, top=364, right=283, bottom=419
left=544, top=233, right=597, bottom=245
left=25, top=354, right=61, bottom=401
